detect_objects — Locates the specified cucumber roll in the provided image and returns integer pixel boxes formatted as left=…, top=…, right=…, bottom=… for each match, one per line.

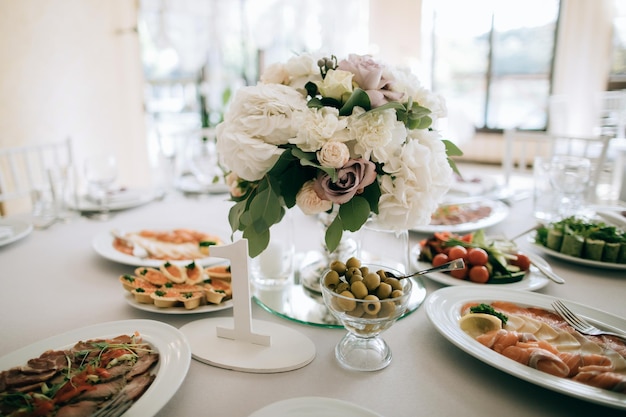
left=560, top=233, right=584, bottom=257
left=583, top=238, right=605, bottom=261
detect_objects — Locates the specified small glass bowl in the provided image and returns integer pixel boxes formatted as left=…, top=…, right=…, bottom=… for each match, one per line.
left=320, top=264, right=412, bottom=371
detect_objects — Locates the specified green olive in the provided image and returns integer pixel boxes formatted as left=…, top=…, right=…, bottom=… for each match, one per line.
left=376, top=282, right=392, bottom=299
left=335, top=291, right=356, bottom=311
left=346, top=303, right=365, bottom=318
left=345, top=266, right=362, bottom=281
left=335, top=282, right=349, bottom=294
left=363, top=272, right=381, bottom=291
left=345, top=257, right=361, bottom=269
left=350, top=280, right=368, bottom=299
left=359, top=266, right=369, bottom=276
left=384, top=277, right=402, bottom=291
left=391, top=289, right=404, bottom=299
left=376, top=269, right=389, bottom=280
left=363, top=295, right=381, bottom=315
left=323, top=270, right=340, bottom=289
left=330, top=260, right=347, bottom=276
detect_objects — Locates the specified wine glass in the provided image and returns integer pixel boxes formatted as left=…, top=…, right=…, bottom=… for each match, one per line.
left=548, top=155, right=591, bottom=218
left=84, top=154, right=118, bottom=220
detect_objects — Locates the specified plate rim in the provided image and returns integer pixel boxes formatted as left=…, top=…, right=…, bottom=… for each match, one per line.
left=0, top=218, right=33, bottom=247
left=0, top=319, right=191, bottom=417
left=531, top=240, right=626, bottom=271
left=69, top=187, right=157, bottom=212
left=124, top=291, right=233, bottom=315
left=92, top=229, right=226, bottom=267
left=248, top=396, right=384, bottom=417
left=411, top=199, right=510, bottom=234
left=410, top=245, right=550, bottom=291
left=424, top=286, right=626, bottom=410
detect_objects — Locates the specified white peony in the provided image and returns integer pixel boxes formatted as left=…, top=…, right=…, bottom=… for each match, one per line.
left=223, top=83, right=308, bottom=145
left=215, top=123, right=285, bottom=182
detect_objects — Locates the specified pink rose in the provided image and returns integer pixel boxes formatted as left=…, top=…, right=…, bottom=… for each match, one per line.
left=313, top=158, right=377, bottom=204
left=338, top=54, right=405, bottom=107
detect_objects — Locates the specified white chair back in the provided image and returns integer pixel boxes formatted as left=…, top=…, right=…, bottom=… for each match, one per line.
left=0, top=138, right=73, bottom=214
left=503, top=129, right=611, bottom=202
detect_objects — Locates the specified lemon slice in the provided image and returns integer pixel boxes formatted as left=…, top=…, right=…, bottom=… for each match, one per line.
left=459, top=313, right=503, bottom=338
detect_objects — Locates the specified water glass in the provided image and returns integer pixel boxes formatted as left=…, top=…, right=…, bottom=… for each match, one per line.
left=30, top=186, right=57, bottom=228
left=533, top=156, right=561, bottom=222
left=548, top=155, right=591, bottom=218
left=249, top=210, right=295, bottom=287
left=84, top=154, right=118, bottom=220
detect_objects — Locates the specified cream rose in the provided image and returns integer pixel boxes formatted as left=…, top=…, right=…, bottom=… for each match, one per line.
left=295, top=180, right=333, bottom=215
left=317, top=141, right=350, bottom=168
left=317, top=69, right=353, bottom=102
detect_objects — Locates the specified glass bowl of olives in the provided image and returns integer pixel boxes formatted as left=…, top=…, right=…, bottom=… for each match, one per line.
left=320, top=257, right=413, bottom=371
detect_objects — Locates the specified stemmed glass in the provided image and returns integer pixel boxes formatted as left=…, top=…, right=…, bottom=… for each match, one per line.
left=84, top=154, right=118, bottom=220
left=548, top=155, right=591, bottom=218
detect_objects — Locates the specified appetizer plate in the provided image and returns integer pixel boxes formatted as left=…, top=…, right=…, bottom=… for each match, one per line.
left=124, top=292, right=233, bottom=315
left=425, top=286, right=626, bottom=410
left=248, top=396, right=383, bottom=417
left=411, top=199, right=509, bottom=234
left=530, top=241, right=626, bottom=271
left=0, top=319, right=191, bottom=417
left=0, top=218, right=33, bottom=247
left=92, top=230, right=225, bottom=267
left=410, top=245, right=550, bottom=291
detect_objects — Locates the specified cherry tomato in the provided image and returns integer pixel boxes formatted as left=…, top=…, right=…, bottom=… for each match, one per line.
left=432, top=253, right=449, bottom=267
left=450, top=265, right=468, bottom=280
left=510, top=253, right=531, bottom=271
left=467, top=248, right=488, bottom=266
left=469, top=265, right=490, bottom=283
left=447, top=245, right=468, bottom=261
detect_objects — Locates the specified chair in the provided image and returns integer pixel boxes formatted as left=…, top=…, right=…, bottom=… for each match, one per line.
left=0, top=138, right=74, bottom=215
left=502, top=129, right=611, bottom=203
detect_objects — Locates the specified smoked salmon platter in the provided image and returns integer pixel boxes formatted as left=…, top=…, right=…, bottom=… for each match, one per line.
left=425, top=287, right=626, bottom=410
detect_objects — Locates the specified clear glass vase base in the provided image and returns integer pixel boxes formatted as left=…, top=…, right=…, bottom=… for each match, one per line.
left=335, top=333, right=392, bottom=371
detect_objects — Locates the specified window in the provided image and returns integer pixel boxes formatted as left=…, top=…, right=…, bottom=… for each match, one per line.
left=428, top=0, right=560, bottom=131
left=609, top=0, right=626, bottom=89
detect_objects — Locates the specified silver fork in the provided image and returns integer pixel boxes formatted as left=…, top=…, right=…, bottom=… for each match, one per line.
left=551, top=300, right=626, bottom=342
left=92, top=391, right=133, bottom=417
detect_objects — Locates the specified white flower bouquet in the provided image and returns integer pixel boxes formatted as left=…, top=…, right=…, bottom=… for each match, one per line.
left=216, top=53, right=462, bottom=257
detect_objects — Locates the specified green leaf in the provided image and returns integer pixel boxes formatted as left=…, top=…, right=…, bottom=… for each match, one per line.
left=291, top=147, right=316, bottom=161
left=338, top=196, right=370, bottom=232
left=339, top=88, right=370, bottom=116
left=360, top=181, right=381, bottom=214
left=248, top=180, right=282, bottom=233
left=307, top=97, right=324, bottom=109
left=305, top=81, right=318, bottom=98
left=228, top=200, right=247, bottom=232
left=366, top=101, right=406, bottom=115
left=443, top=139, right=463, bottom=157
left=325, top=215, right=344, bottom=253
left=243, top=226, right=270, bottom=258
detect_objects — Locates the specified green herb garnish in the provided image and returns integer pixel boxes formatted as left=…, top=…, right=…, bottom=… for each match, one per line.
left=469, top=303, right=508, bottom=324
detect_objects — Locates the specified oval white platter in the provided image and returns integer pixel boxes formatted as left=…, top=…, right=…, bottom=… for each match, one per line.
left=425, top=286, right=626, bottom=411
left=0, top=218, right=33, bottom=247
left=410, top=245, right=550, bottom=291
left=531, top=241, right=626, bottom=271
left=411, top=199, right=510, bottom=234
left=249, top=396, right=384, bottom=417
left=92, top=230, right=226, bottom=267
left=124, top=292, right=233, bottom=315
left=0, top=319, right=191, bottom=417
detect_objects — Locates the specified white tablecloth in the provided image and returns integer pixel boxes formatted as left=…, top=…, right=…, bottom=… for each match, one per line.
left=1, top=166, right=625, bottom=417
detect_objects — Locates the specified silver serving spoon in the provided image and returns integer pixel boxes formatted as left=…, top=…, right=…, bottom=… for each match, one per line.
left=110, top=229, right=149, bottom=259
left=394, top=258, right=465, bottom=279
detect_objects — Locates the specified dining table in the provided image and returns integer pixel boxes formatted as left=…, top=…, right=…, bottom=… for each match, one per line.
left=0, top=162, right=625, bottom=417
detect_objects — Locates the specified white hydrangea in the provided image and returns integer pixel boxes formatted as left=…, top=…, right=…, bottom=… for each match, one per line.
left=289, top=107, right=349, bottom=152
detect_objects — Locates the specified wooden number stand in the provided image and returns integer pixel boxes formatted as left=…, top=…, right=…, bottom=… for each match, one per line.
left=180, top=239, right=316, bottom=373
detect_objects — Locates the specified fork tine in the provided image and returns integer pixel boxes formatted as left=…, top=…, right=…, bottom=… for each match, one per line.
left=552, top=300, right=587, bottom=330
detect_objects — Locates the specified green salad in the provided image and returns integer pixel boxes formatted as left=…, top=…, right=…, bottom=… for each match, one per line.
left=535, top=216, right=626, bottom=264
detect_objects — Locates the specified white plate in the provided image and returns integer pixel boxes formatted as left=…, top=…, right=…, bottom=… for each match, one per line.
left=0, top=319, right=191, bottom=417
left=0, top=218, right=33, bottom=247
left=92, top=230, right=225, bottom=267
left=69, top=187, right=158, bottom=212
left=124, top=292, right=233, bottom=315
left=410, top=245, right=550, bottom=291
left=531, top=241, right=626, bottom=271
left=175, top=175, right=229, bottom=194
left=425, top=286, right=626, bottom=410
left=249, top=396, right=384, bottom=417
left=411, top=199, right=510, bottom=234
